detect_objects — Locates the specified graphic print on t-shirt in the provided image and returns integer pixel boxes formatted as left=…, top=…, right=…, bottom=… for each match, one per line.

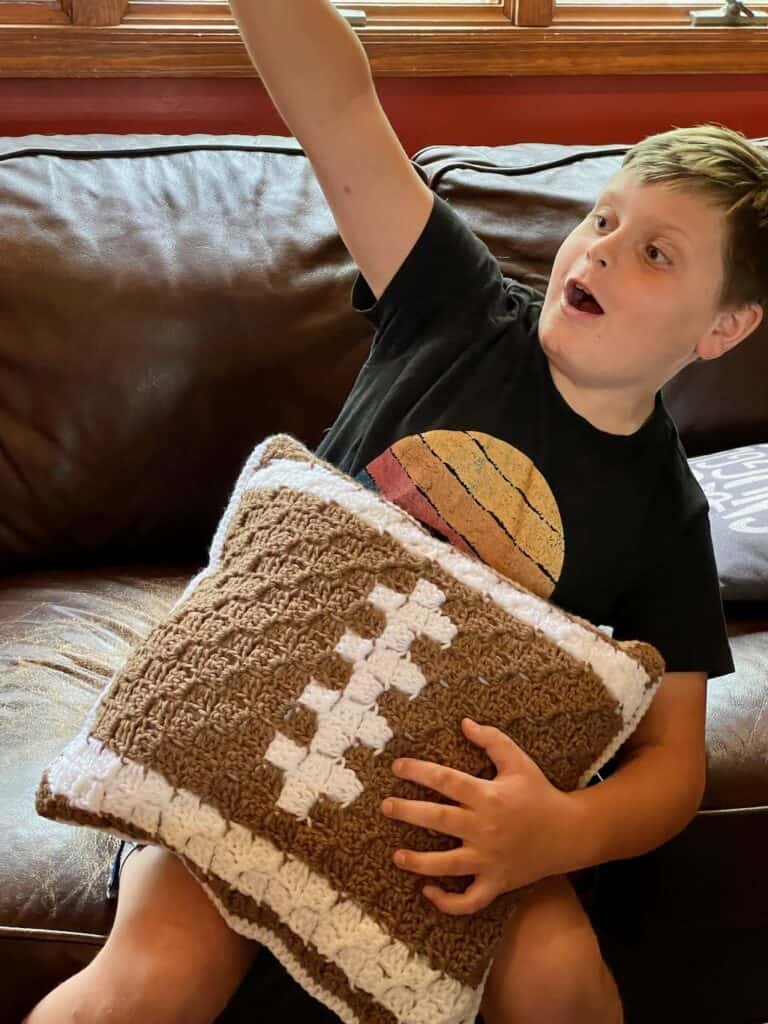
left=355, top=430, right=565, bottom=599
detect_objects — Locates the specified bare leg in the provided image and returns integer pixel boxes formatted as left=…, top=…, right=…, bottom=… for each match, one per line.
left=481, top=874, right=624, bottom=1024
left=24, top=844, right=261, bottom=1024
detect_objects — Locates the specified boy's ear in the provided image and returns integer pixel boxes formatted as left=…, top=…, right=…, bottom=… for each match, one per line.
left=698, top=301, right=764, bottom=360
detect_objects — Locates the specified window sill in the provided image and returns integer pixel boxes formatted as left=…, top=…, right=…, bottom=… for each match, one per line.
left=0, top=19, right=766, bottom=77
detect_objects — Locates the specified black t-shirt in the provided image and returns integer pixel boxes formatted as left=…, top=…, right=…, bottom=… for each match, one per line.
left=316, top=192, right=734, bottom=680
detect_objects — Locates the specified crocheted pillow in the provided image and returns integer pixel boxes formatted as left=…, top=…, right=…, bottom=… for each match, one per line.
left=36, top=433, right=664, bottom=1024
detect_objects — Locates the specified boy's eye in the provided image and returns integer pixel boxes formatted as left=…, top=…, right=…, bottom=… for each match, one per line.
left=646, top=245, right=671, bottom=265
left=592, top=214, right=671, bottom=265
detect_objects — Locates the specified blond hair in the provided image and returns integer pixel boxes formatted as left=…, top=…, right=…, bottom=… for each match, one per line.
left=622, top=123, right=768, bottom=314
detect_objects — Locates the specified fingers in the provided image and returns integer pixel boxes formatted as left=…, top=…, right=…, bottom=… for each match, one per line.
left=391, top=757, right=481, bottom=806
left=382, top=797, right=471, bottom=840
left=392, top=846, right=477, bottom=878
left=423, top=878, right=497, bottom=916
left=462, top=718, right=520, bottom=770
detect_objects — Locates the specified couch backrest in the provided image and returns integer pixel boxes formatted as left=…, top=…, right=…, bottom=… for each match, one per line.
left=1, top=133, right=766, bottom=571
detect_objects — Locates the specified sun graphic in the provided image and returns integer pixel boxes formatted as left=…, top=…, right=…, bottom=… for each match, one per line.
left=356, top=429, right=565, bottom=600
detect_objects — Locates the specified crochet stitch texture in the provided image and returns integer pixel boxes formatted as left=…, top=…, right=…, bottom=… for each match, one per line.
left=36, top=433, right=664, bottom=1024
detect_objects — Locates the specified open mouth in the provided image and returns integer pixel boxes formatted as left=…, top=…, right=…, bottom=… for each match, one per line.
left=565, top=279, right=605, bottom=316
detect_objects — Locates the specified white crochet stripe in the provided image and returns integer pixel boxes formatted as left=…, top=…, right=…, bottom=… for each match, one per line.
left=198, top=888, right=492, bottom=1024
left=44, top=737, right=483, bottom=1024
left=195, top=893, right=369, bottom=1024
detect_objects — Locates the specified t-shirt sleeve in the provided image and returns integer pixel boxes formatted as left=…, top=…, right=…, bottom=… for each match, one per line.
left=351, top=191, right=508, bottom=359
left=609, top=506, right=735, bottom=680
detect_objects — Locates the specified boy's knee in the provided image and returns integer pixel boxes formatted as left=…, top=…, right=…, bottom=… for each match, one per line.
left=533, top=922, right=605, bottom=985
left=483, top=923, right=611, bottom=1023
left=93, top=945, right=223, bottom=1024
left=533, top=926, right=605, bottom=993
left=24, top=957, right=202, bottom=1024
left=102, top=844, right=259, bottom=1019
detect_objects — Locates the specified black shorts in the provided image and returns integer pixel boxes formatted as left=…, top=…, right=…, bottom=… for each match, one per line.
left=106, top=839, right=147, bottom=901
left=569, top=863, right=601, bottom=915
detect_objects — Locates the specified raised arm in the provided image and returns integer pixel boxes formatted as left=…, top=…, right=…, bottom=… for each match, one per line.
left=227, top=0, right=434, bottom=301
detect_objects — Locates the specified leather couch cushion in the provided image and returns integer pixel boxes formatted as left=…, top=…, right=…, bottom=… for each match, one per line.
left=1, top=568, right=188, bottom=935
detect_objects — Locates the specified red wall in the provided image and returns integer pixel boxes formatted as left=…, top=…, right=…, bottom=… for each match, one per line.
left=0, top=75, right=765, bottom=152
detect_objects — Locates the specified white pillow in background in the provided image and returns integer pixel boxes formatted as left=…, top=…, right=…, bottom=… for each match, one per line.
left=689, top=444, right=768, bottom=601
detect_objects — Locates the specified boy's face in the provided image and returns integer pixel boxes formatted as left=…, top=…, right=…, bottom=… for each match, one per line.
left=538, top=169, right=729, bottom=391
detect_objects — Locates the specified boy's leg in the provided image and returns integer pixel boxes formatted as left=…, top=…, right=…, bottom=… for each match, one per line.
left=480, top=874, right=624, bottom=1024
left=24, top=844, right=261, bottom=1024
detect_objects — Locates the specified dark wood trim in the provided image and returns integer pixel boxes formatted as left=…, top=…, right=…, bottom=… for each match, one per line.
left=0, top=3, right=763, bottom=77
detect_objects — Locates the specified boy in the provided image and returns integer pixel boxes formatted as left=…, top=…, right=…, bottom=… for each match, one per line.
left=25, top=4, right=768, bottom=1023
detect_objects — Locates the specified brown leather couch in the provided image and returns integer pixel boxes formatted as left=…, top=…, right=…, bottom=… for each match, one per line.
left=2, top=133, right=766, bottom=1024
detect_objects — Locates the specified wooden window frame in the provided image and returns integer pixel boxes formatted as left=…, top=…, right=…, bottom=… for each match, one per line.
left=0, top=0, right=765, bottom=76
